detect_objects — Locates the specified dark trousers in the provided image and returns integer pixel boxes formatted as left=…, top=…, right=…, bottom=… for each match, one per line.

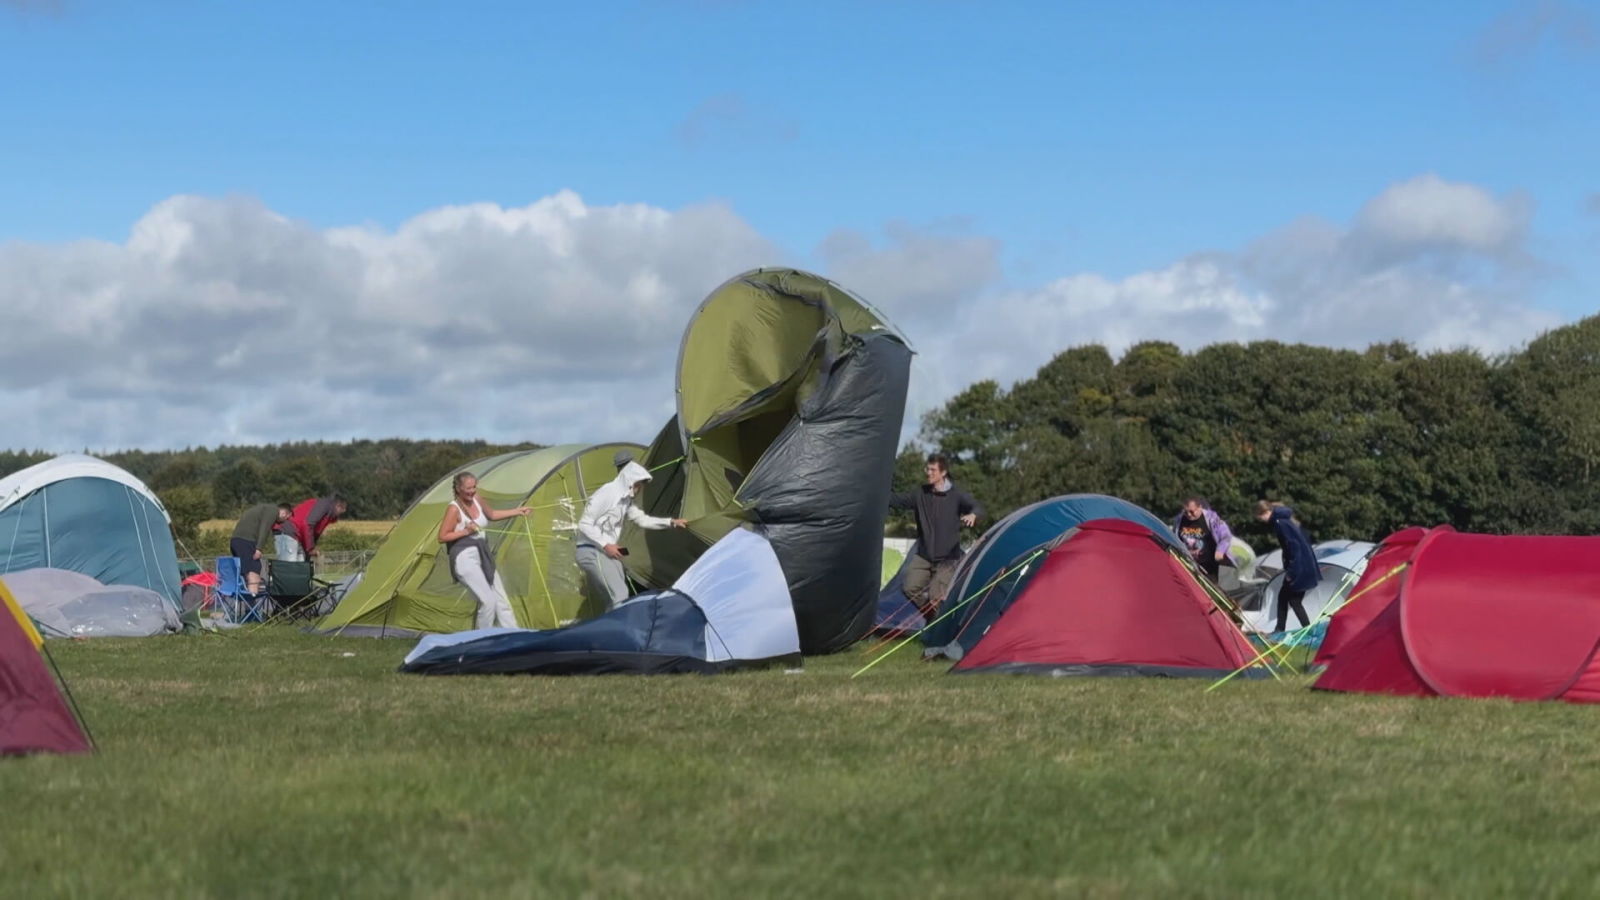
left=229, top=538, right=261, bottom=577
left=1276, top=586, right=1310, bottom=632
left=903, top=556, right=957, bottom=616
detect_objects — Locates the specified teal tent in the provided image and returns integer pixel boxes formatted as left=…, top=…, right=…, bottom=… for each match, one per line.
left=0, top=454, right=182, bottom=609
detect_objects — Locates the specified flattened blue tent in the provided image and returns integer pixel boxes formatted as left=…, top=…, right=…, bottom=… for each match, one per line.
left=0, top=455, right=182, bottom=610
left=402, top=527, right=800, bottom=676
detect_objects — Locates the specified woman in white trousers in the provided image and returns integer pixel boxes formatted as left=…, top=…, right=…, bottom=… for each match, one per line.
left=438, top=471, right=531, bottom=630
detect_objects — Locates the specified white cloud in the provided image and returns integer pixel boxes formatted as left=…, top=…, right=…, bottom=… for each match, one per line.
left=0, top=191, right=779, bottom=451
left=839, top=175, right=1560, bottom=434
left=1353, top=174, right=1528, bottom=254
left=0, top=175, right=1566, bottom=453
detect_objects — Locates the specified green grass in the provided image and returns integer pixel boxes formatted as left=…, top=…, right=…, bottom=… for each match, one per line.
left=6, top=630, right=1600, bottom=898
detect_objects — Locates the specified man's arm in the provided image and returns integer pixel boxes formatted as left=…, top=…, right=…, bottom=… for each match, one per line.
left=1210, top=512, right=1233, bottom=558
left=958, top=489, right=983, bottom=524
left=254, top=510, right=274, bottom=551
left=887, top=490, right=915, bottom=511
left=625, top=503, right=676, bottom=531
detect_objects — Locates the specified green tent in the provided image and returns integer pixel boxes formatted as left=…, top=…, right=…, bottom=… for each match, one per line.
left=319, top=443, right=643, bottom=636
left=623, top=267, right=912, bottom=654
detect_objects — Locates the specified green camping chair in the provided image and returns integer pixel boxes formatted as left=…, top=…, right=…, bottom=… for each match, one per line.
left=266, top=561, right=336, bottom=623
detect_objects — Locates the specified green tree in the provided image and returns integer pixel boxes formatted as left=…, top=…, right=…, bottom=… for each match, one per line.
left=211, top=459, right=266, bottom=516
left=160, top=484, right=215, bottom=544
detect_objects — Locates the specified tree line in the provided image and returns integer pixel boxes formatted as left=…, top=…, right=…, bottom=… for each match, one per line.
left=891, top=314, right=1600, bottom=547
left=5, top=314, right=1596, bottom=551
left=0, top=439, right=540, bottom=541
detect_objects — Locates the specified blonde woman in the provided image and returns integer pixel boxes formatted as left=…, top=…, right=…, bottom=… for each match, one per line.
left=439, top=472, right=531, bottom=630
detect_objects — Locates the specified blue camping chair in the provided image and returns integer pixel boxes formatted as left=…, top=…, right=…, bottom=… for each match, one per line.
left=215, top=557, right=271, bottom=623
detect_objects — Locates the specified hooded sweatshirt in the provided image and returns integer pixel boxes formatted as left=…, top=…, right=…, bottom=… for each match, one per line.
left=1270, top=506, right=1321, bottom=591
left=577, top=462, right=675, bottom=548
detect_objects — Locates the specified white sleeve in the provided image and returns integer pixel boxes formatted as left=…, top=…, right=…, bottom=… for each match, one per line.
left=626, top=502, right=675, bottom=531
left=577, top=491, right=610, bottom=546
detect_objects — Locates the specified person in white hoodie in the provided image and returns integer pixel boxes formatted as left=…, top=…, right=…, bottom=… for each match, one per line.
left=575, top=461, right=686, bottom=608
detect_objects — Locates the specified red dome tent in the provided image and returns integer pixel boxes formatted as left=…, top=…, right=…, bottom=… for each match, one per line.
left=1314, top=526, right=1437, bottom=667
left=2, top=577, right=92, bottom=756
left=1315, top=529, right=1600, bottom=702
left=951, top=519, right=1262, bottom=679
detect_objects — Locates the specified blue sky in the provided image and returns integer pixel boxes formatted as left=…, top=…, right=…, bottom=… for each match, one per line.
left=1, top=0, right=1597, bottom=449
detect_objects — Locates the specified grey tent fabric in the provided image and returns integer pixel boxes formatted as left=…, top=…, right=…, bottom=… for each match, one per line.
left=1, top=567, right=180, bottom=638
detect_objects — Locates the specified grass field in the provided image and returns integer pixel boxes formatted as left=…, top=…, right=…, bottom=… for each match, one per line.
left=6, top=629, right=1600, bottom=898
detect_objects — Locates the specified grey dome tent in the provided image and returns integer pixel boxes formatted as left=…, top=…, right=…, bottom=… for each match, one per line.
left=0, top=568, right=179, bottom=638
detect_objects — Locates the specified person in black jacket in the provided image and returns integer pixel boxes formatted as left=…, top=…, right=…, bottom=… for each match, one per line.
left=1256, top=499, right=1320, bottom=633
left=889, top=453, right=983, bottom=616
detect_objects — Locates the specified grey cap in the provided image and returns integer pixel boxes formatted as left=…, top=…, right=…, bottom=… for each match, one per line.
left=613, top=450, right=635, bottom=469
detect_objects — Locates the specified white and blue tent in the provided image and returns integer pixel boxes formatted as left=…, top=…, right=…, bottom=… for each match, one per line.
left=0, top=455, right=183, bottom=610
left=402, top=527, right=801, bottom=675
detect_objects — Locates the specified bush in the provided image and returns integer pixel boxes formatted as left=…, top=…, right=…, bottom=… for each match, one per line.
left=160, top=484, right=215, bottom=543
left=315, top=527, right=385, bottom=553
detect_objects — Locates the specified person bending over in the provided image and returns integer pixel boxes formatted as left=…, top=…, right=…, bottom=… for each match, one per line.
left=231, top=502, right=291, bottom=595
left=1256, top=499, right=1320, bottom=633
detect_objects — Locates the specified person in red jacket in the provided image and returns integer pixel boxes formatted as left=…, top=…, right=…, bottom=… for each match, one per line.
left=279, top=494, right=348, bottom=562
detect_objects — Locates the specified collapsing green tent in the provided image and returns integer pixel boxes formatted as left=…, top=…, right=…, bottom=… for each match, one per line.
left=318, top=443, right=643, bottom=636
left=623, top=268, right=912, bottom=654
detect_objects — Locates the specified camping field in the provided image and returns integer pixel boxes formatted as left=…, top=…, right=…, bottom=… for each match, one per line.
left=6, top=629, right=1600, bottom=898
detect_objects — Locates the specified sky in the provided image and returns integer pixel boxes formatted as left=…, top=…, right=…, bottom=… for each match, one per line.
left=1, top=0, right=1597, bottom=452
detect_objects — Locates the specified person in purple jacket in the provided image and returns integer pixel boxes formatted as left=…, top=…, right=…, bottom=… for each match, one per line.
left=1172, top=496, right=1234, bottom=583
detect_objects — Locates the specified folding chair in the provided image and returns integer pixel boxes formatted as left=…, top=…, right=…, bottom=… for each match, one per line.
left=266, top=560, right=336, bottom=623
left=213, top=557, right=245, bottom=622
left=216, top=557, right=273, bottom=623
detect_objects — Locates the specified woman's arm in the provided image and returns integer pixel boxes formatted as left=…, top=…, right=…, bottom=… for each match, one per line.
left=483, top=500, right=531, bottom=522
left=438, top=505, right=471, bottom=544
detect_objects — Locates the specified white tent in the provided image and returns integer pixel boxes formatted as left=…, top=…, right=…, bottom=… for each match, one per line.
left=1238, top=541, right=1376, bottom=635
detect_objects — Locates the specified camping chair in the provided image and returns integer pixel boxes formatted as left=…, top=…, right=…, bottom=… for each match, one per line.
left=266, top=560, right=336, bottom=623
left=215, top=556, right=272, bottom=623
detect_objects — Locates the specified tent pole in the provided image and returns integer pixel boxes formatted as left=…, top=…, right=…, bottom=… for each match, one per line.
left=1205, top=561, right=1412, bottom=692
left=851, top=548, right=1045, bottom=679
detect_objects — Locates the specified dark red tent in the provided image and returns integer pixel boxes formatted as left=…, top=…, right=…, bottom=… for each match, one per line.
left=953, top=518, right=1262, bottom=678
left=1, top=590, right=92, bottom=757
left=1315, top=529, right=1600, bottom=702
left=1314, top=526, right=1438, bottom=667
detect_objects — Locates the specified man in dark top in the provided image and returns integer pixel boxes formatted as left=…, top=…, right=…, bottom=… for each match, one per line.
left=231, top=502, right=292, bottom=595
left=888, top=453, right=983, bottom=616
left=1172, top=496, right=1234, bottom=584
